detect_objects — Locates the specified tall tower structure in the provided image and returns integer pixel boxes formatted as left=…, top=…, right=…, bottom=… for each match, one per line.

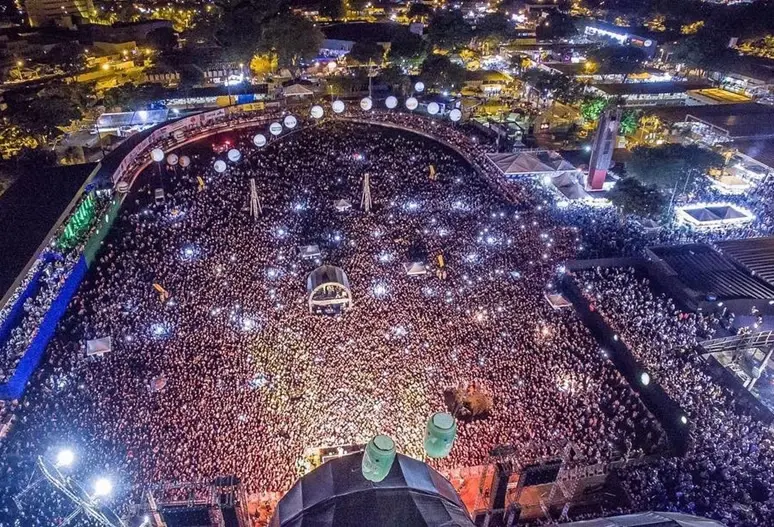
left=586, top=108, right=621, bottom=191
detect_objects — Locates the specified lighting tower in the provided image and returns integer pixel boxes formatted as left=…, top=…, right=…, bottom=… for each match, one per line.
left=361, top=172, right=372, bottom=213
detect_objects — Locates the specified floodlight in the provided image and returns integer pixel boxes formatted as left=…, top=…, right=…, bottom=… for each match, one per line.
left=56, top=449, right=74, bottom=468
left=93, top=477, right=113, bottom=497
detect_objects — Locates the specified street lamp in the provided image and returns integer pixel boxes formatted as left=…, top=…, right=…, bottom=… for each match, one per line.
left=15, top=59, right=23, bottom=80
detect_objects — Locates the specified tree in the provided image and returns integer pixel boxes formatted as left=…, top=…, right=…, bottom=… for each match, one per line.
left=250, top=53, right=278, bottom=77
left=536, top=11, right=577, bottom=40
left=39, top=42, right=86, bottom=74
left=388, top=30, right=427, bottom=68
left=419, top=54, right=466, bottom=91
left=319, top=0, right=345, bottom=20
left=586, top=45, right=647, bottom=80
left=378, top=65, right=410, bottom=94
left=408, top=3, right=433, bottom=21
left=259, top=12, right=324, bottom=69
left=671, top=32, right=739, bottom=74
left=427, top=10, right=472, bottom=50
left=348, top=41, right=384, bottom=65
left=579, top=96, right=607, bottom=122
left=608, top=177, right=666, bottom=218
left=146, top=27, right=178, bottom=52
left=206, top=0, right=284, bottom=63
left=627, top=144, right=725, bottom=189
left=619, top=110, right=640, bottom=135
left=522, top=69, right=584, bottom=103
left=15, top=146, right=57, bottom=170
left=7, top=95, right=82, bottom=146
left=103, top=83, right=168, bottom=111
left=475, top=12, right=513, bottom=53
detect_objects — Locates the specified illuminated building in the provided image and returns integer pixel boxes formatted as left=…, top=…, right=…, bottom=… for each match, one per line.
left=25, top=0, right=94, bottom=27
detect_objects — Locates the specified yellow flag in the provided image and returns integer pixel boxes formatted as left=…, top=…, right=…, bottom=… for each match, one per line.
left=429, top=165, right=437, bottom=180
left=197, top=176, right=205, bottom=191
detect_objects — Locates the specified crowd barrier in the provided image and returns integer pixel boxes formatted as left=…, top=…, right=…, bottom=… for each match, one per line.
left=560, top=273, right=691, bottom=456
left=0, top=266, right=44, bottom=347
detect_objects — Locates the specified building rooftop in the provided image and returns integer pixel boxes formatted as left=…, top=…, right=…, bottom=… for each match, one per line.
left=648, top=103, right=774, bottom=139
left=0, top=163, right=97, bottom=297
left=593, top=81, right=710, bottom=96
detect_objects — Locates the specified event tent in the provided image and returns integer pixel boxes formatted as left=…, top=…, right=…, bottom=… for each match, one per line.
left=283, top=84, right=315, bottom=98
left=488, top=151, right=577, bottom=177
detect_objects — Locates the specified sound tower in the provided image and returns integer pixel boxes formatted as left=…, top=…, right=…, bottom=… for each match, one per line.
left=480, top=462, right=511, bottom=527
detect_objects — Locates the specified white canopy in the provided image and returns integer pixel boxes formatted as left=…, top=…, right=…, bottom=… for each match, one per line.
left=283, top=84, right=314, bottom=97
left=403, top=262, right=428, bottom=276
left=86, top=337, right=112, bottom=357
left=488, top=151, right=577, bottom=176
left=298, top=244, right=322, bottom=259
left=334, top=199, right=352, bottom=212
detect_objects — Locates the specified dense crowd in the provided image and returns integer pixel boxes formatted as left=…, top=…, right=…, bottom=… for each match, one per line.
left=2, top=107, right=774, bottom=527
left=0, top=119, right=667, bottom=524
left=576, top=267, right=774, bottom=526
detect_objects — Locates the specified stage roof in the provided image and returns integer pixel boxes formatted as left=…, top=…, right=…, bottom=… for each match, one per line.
left=648, top=244, right=774, bottom=301
left=0, top=163, right=97, bottom=302
left=270, top=453, right=473, bottom=527
left=716, top=237, right=774, bottom=288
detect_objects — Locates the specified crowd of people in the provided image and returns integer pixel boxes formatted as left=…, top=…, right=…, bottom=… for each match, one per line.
left=0, top=106, right=773, bottom=527
left=0, top=118, right=666, bottom=525
left=576, top=267, right=774, bottom=525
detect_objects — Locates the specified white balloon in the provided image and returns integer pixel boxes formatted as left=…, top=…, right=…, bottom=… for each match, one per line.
left=427, top=102, right=440, bottom=115
left=166, top=153, right=179, bottom=166
left=405, top=97, right=418, bottom=110
left=269, top=122, right=283, bottom=136
left=227, top=148, right=241, bottom=162
left=284, top=115, right=298, bottom=129
left=332, top=100, right=345, bottom=114
left=415, top=81, right=425, bottom=93
left=150, top=148, right=164, bottom=162
left=449, top=108, right=462, bottom=122
left=213, top=160, right=227, bottom=173
left=310, top=105, right=324, bottom=119
left=253, top=134, right=267, bottom=147
left=360, top=97, right=373, bottom=111
left=179, top=155, right=191, bottom=167
left=385, top=96, right=398, bottom=109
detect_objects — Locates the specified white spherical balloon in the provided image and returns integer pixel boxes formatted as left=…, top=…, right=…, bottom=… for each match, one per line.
left=284, top=115, right=298, bottom=129
left=449, top=108, right=462, bottom=122
left=332, top=100, right=345, bottom=114
left=427, top=102, right=440, bottom=115
left=213, top=160, right=227, bottom=173
left=227, top=148, right=241, bottom=162
left=415, top=81, right=425, bottom=93
left=360, top=97, right=373, bottom=111
left=385, top=96, right=398, bottom=109
left=405, top=97, right=418, bottom=110
left=179, top=155, right=191, bottom=167
left=269, top=122, right=283, bottom=136
left=253, top=134, right=267, bottom=147
left=310, top=105, right=324, bottom=119
left=150, top=148, right=164, bottom=162
left=166, top=153, right=179, bottom=166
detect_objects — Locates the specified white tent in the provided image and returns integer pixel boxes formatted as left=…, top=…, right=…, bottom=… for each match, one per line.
left=283, top=84, right=315, bottom=97
left=86, top=337, right=112, bottom=357
left=403, top=262, right=428, bottom=276
left=298, top=244, right=322, bottom=259
left=334, top=199, right=352, bottom=212
left=488, top=151, right=577, bottom=177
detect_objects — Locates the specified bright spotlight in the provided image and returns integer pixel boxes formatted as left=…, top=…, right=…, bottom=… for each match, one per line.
left=640, top=372, right=651, bottom=386
left=93, top=477, right=113, bottom=497
left=680, top=415, right=688, bottom=425
left=56, top=449, right=75, bottom=467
